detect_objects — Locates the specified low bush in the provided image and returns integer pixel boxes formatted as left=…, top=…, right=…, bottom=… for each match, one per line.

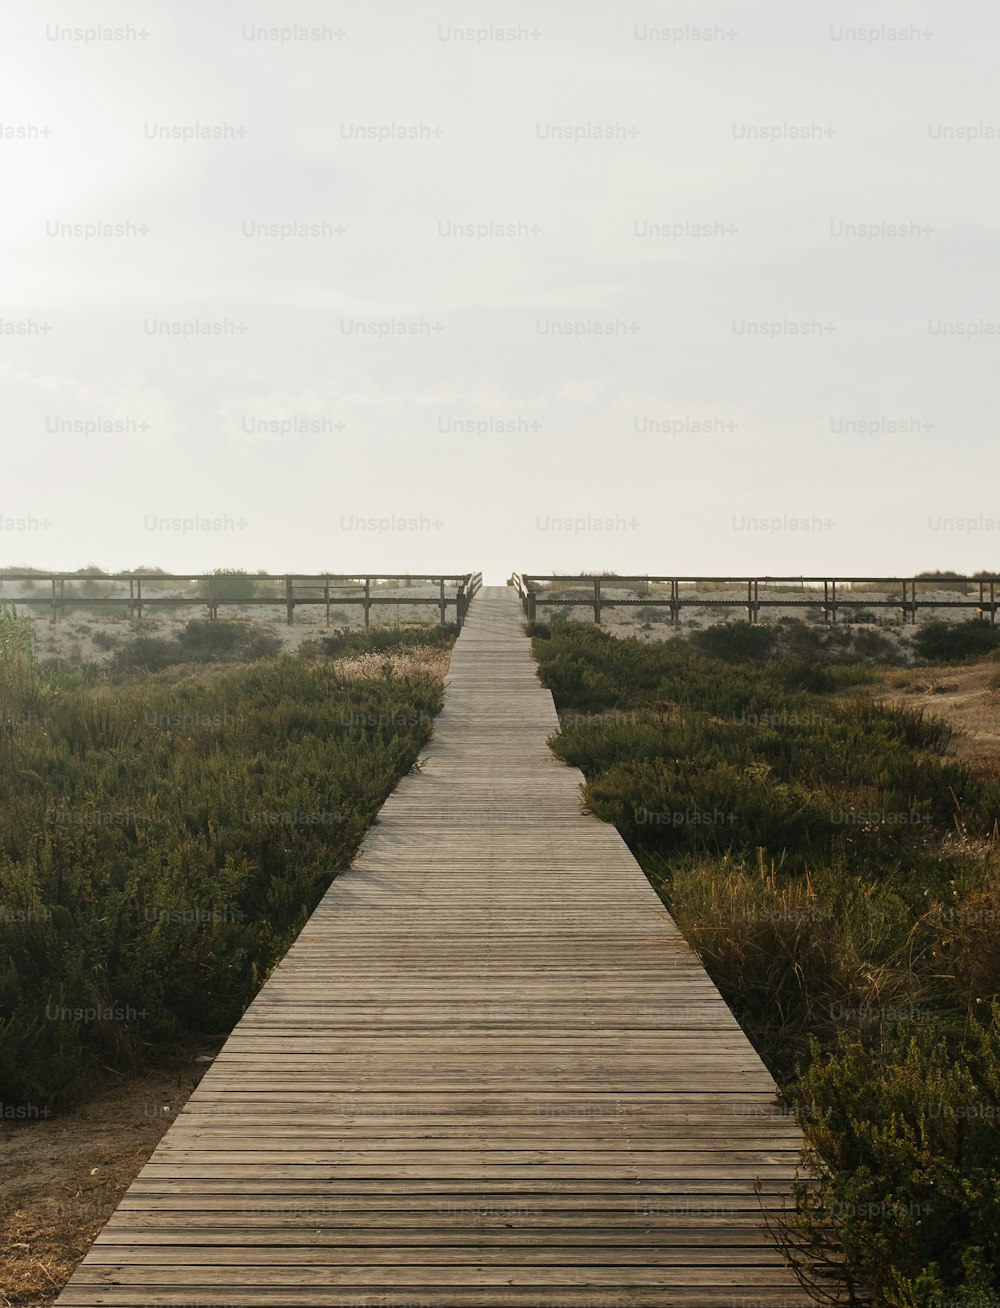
left=784, top=1016, right=1000, bottom=1307
left=912, top=620, right=1000, bottom=664
left=321, top=624, right=457, bottom=658
left=112, top=620, right=284, bottom=672
left=175, top=619, right=283, bottom=662
left=195, top=568, right=266, bottom=602
left=112, top=634, right=178, bottom=672
left=0, top=626, right=448, bottom=1110
left=689, top=621, right=778, bottom=662
left=90, top=630, right=122, bottom=652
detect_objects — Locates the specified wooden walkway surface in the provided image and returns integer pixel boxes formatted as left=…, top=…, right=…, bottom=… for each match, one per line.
left=57, top=586, right=809, bottom=1307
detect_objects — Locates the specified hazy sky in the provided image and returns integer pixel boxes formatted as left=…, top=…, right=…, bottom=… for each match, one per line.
left=2, top=0, right=998, bottom=583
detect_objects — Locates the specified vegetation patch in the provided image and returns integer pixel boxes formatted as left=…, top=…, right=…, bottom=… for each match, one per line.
left=532, top=620, right=1000, bottom=1307
left=111, top=619, right=284, bottom=672
left=0, top=601, right=448, bottom=1111
left=911, top=619, right=1000, bottom=664
left=320, top=623, right=458, bottom=659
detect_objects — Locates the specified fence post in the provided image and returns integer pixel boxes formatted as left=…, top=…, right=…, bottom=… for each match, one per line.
left=364, top=578, right=371, bottom=629
left=285, top=576, right=294, bottom=625
left=51, top=576, right=57, bottom=623
left=593, top=577, right=602, bottom=625
left=439, top=578, right=446, bottom=626
left=325, top=576, right=330, bottom=626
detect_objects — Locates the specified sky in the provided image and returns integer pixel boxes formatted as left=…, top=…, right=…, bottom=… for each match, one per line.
left=2, top=0, right=998, bottom=584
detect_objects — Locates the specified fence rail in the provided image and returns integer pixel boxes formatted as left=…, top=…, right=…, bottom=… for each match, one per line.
left=2, top=571, right=483, bottom=628
left=510, top=573, right=1000, bottom=625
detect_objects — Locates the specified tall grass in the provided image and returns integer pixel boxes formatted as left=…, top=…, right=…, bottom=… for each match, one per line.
left=0, top=600, right=48, bottom=760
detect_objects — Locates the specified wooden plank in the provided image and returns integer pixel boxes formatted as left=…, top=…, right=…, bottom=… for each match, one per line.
left=55, top=587, right=811, bottom=1307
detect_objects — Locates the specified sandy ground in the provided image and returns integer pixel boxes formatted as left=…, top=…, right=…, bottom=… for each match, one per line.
left=1, top=1052, right=215, bottom=1307
left=870, top=660, right=1000, bottom=779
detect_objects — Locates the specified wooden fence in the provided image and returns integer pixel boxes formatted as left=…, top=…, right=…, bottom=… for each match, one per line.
left=1, top=572, right=482, bottom=627
left=510, top=573, right=1000, bottom=625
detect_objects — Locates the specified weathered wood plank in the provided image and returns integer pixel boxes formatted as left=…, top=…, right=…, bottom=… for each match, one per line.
left=55, top=587, right=810, bottom=1307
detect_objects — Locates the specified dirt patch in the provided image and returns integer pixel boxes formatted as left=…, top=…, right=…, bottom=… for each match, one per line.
left=0, top=1053, right=215, bottom=1307
left=867, top=660, right=1000, bottom=778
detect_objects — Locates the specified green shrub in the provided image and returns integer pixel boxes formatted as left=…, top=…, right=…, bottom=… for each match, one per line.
left=533, top=623, right=879, bottom=721
left=195, top=568, right=264, bottom=602
left=635, top=605, right=669, bottom=625
left=917, top=880, right=1000, bottom=1010
left=655, top=852, right=935, bottom=1078
left=111, top=634, right=178, bottom=672
left=175, top=619, right=282, bottom=662
left=851, top=628, right=902, bottom=663
left=689, top=621, right=778, bottom=662
left=72, top=567, right=117, bottom=600
left=913, top=621, right=1000, bottom=664
left=548, top=688, right=982, bottom=873
left=320, top=624, right=457, bottom=658
left=784, top=1016, right=1000, bottom=1307
left=0, top=655, right=446, bottom=1110
left=175, top=619, right=246, bottom=659
left=915, top=570, right=970, bottom=593
left=111, top=621, right=285, bottom=672
left=240, top=629, right=285, bottom=660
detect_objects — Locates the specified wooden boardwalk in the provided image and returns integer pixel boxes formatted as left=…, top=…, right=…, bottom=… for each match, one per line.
left=57, top=586, right=809, bottom=1307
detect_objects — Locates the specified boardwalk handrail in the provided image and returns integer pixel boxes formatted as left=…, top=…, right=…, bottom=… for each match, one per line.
left=514, top=573, right=1000, bottom=625
left=509, top=571, right=531, bottom=604
left=456, top=571, right=483, bottom=625
left=1, top=571, right=483, bottom=627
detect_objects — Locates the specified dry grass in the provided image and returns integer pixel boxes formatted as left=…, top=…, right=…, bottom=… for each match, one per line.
left=864, top=658, right=1000, bottom=779
left=331, top=644, right=453, bottom=681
